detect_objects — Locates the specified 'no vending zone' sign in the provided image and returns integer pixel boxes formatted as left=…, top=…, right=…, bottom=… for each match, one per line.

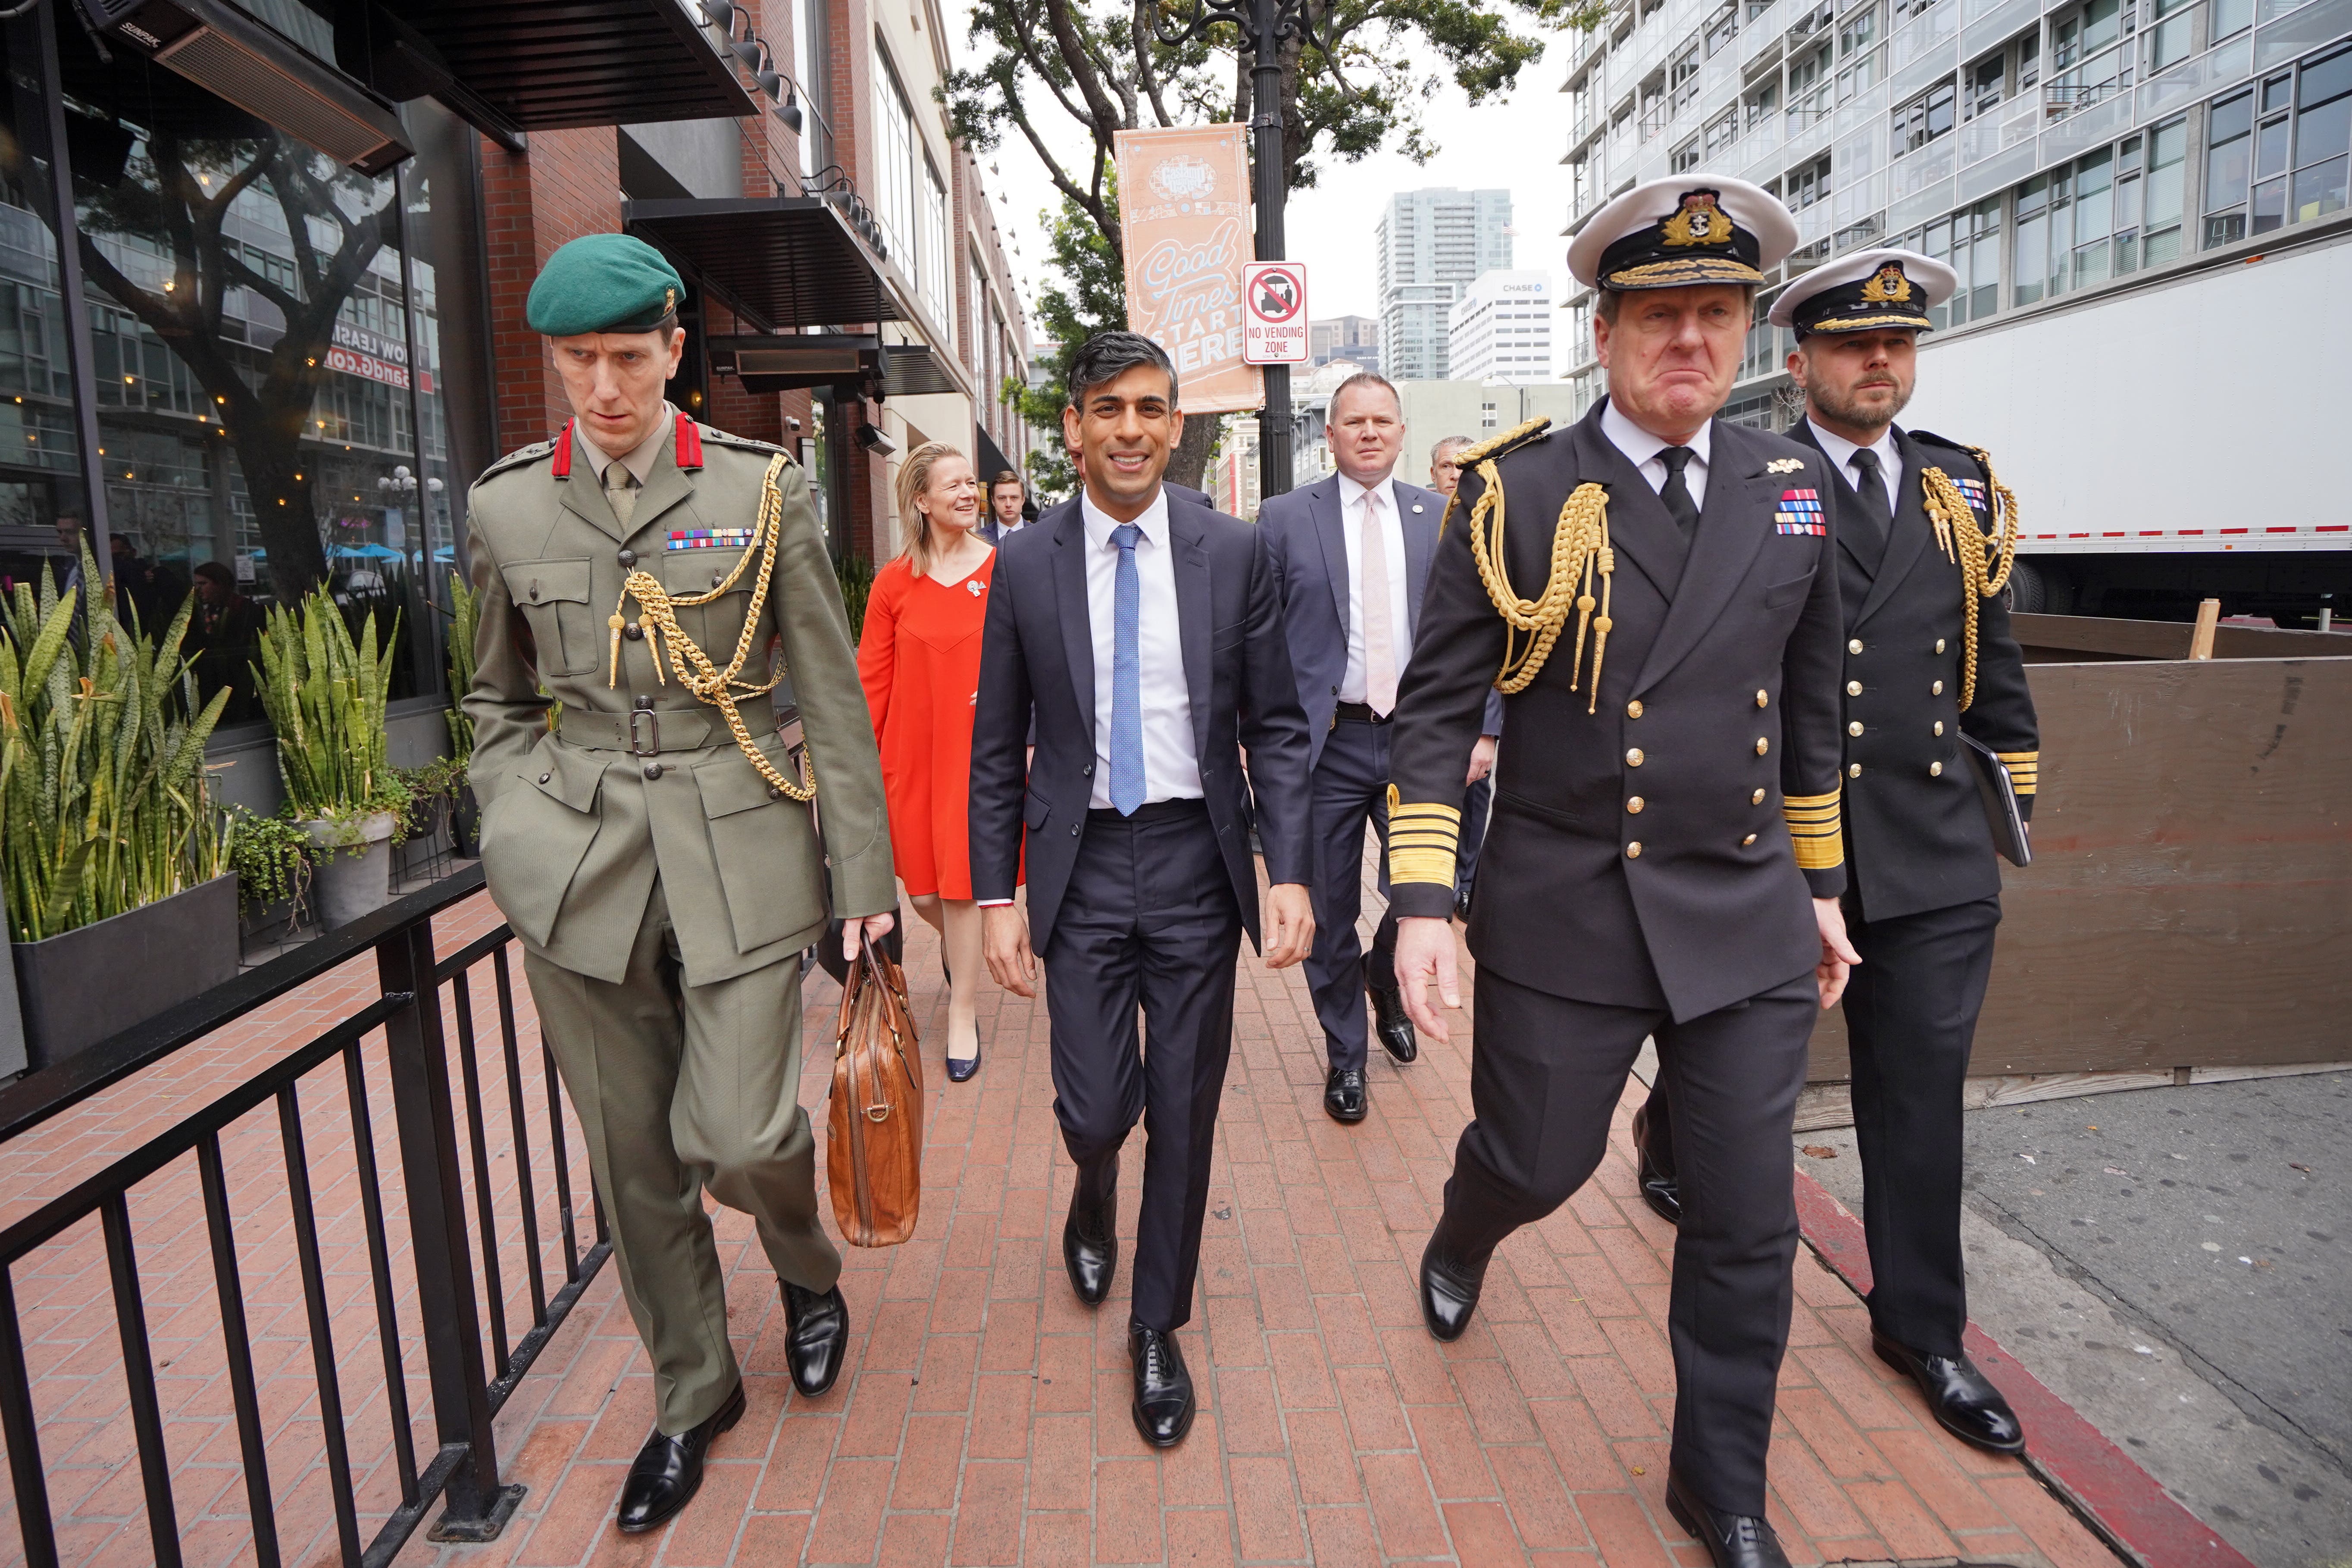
left=1242, top=262, right=1308, bottom=366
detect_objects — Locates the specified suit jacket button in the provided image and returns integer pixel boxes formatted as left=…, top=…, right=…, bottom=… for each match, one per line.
left=1930, top=761, right=1943, bottom=777
left=1751, top=787, right=1767, bottom=804
left=1848, top=638, right=1864, bottom=654
left=1626, top=748, right=1644, bottom=767
left=1846, top=680, right=1863, bottom=696
left=618, top=548, right=636, bottom=566
left=644, top=762, right=663, bottom=779
left=624, top=623, right=645, bottom=640
left=1626, top=700, right=1643, bottom=719
left=1847, top=721, right=1864, bottom=736
left=1083, top=763, right=1094, bottom=776
left=1755, top=737, right=1770, bottom=755
left=1741, top=833, right=1757, bottom=846
left=1626, top=796, right=1645, bottom=814
left=1071, top=825, right=1080, bottom=836
left=1625, top=841, right=1642, bottom=858
left=1849, top=762, right=1863, bottom=777
left=538, top=771, right=551, bottom=784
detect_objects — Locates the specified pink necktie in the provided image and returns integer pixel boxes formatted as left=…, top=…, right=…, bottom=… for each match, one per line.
left=1361, top=488, right=1398, bottom=717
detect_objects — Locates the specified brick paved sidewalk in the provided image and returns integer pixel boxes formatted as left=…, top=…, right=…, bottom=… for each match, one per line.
left=0, top=876, right=2127, bottom=1568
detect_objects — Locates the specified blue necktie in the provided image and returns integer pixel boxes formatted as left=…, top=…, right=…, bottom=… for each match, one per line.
left=1109, top=523, right=1146, bottom=815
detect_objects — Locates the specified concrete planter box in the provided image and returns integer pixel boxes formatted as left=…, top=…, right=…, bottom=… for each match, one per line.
left=10, top=874, right=240, bottom=1071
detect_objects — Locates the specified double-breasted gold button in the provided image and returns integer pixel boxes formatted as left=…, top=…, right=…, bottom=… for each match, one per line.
left=1847, top=680, right=1863, bottom=696
left=1627, top=700, right=1644, bottom=719
left=1741, top=833, right=1757, bottom=846
left=1756, top=690, right=1769, bottom=707
left=1751, top=788, right=1767, bottom=805
left=1755, top=737, right=1770, bottom=755
left=1848, top=762, right=1863, bottom=777
left=1626, top=842, right=1643, bottom=858
left=1849, top=638, right=1864, bottom=654
left=1932, top=680, right=1945, bottom=695
left=1936, top=638, right=1947, bottom=653
left=1930, top=761, right=1944, bottom=777
left=1847, top=721, right=1864, bottom=736
left=1627, top=796, right=1645, bottom=814
left=1627, top=748, right=1645, bottom=767
left=1933, top=720, right=1945, bottom=735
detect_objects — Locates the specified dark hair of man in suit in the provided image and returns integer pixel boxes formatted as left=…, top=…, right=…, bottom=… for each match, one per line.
left=1066, top=331, right=1179, bottom=411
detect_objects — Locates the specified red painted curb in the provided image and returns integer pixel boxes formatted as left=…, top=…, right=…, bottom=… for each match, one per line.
left=1791, top=1168, right=2258, bottom=1568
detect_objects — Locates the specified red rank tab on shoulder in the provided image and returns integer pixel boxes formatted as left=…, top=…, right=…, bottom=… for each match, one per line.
left=550, top=420, right=573, bottom=478
left=676, top=417, right=703, bottom=470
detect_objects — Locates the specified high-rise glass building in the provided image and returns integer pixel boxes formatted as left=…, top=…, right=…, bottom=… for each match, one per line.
left=1448, top=271, right=1557, bottom=382
left=1376, top=189, right=1516, bottom=379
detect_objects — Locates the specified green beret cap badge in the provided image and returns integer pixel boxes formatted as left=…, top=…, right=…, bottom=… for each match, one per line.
left=526, top=234, right=687, bottom=337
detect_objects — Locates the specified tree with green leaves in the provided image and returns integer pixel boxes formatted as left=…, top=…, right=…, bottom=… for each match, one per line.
left=947, top=0, right=1607, bottom=488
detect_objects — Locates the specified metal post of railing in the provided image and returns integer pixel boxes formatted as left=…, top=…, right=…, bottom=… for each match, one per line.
left=376, top=919, right=525, bottom=1542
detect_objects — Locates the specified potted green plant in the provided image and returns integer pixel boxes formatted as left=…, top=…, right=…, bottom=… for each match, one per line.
left=443, top=570, right=482, bottom=857
left=0, top=555, right=237, bottom=1069
left=253, top=586, right=407, bottom=928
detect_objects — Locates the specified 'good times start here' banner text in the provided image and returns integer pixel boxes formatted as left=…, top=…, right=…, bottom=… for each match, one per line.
left=1113, top=125, right=1263, bottom=416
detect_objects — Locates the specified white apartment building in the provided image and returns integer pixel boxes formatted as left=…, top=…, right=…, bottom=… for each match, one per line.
left=1377, top=189, right=1517, bottom=379
left=1447, top=271, right=1558, bottom=382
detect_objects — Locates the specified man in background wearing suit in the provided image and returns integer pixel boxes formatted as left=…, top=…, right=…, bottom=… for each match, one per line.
left=971, top=332, right=1316, bottom=1448
left=981, top=470, right=1028, bottom=543
left=1260, top=377, right=1498, bottom=1122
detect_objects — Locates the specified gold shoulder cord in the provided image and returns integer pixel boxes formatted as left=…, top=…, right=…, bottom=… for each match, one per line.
left=1919, top=446, right=2018, bottom=713
left=606, top=452, right=816, bottom=801
left=1463, top=450, right=1615, bottom=712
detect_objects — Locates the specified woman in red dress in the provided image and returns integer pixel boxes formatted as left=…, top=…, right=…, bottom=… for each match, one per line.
left=857, top=442, right=1007, bottom=1080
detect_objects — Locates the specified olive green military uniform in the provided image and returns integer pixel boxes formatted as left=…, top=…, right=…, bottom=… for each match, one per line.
left=464, top=409, right=894, bottom=1435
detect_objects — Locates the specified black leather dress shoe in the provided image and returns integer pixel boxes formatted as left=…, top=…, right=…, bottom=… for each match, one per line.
left=1873, top=1330, right=2027, bottom=1454
left=1629, top=1098, right=1682, bottom=1227
left=1417, top=1233, right=1488, bottom=1343
left=1665, top=1469, right=1791, bottom=1568
left=780, top=1280, right=850, bottom=1397
left=616, top=1380, right=745, bottom=1533
left=1063, top=1158, right=1118, bottom=1307
left=1128, top=1322, right=1196, bottom=1447
left=1324, top=1067, right=1367, bottom=1123
left=1365, top=958, right=1418, bottom=1064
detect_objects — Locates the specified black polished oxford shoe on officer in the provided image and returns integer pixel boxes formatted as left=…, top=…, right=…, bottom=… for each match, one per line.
left=1666, top=1468, right=1791, bottom=1568
left=616, top=1380, right=745, bottom=1533
left=1365, top=956, right=1418, bottom=1064
left=1417, top=1233, right=1489, bottom=1343
left=1063, top=1155, right=1119, bottom=1307
left=1128, top=1321, right=1196, bottom=1447
left=780, top=1280, right=850, bottom=1397
left=1629, top=1097, right=1682, bottom=1226
left=1323, top=1067, right=1367, bottom=1123
left=1873, top=1330, right=2027, bottom=1454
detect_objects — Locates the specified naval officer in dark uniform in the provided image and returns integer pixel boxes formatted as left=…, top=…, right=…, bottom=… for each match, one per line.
left=1631, top=248, right=2040, bottom=1456
left=1385, top=178, right=1858, bottom=1568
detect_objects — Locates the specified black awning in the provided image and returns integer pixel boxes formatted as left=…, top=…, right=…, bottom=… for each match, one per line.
left=976, top=425, right=1014, bottom=483
left=707, top=333, right=882, bottom=395
left=884, top=344, right=960, bottom=398
left=628, top=196, right=902, bottom=333
left=396, top=0, right=753, bottom=129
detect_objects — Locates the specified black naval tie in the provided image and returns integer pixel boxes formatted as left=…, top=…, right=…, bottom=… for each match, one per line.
left=1658, top=446, right=1700, bottom=540
left=1846, top=447, right=1893, bottom=571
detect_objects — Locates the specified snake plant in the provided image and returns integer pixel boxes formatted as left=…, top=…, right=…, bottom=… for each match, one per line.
left=252, top=586, right=401, bottom=823
left=0, top=549, right=233, bottom=943
left=444, top=570, right=478, bottom=763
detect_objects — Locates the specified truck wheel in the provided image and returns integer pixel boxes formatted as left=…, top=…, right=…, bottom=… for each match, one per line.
left=2007, top=559, right=2049, bottom=614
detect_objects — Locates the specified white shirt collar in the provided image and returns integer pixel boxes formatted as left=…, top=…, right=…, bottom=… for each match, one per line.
left=1336, top=469, right=1397, bottom=512
left=1080, top=484, right=1171, bottom=552
left=1601, top=396, right=1711, bottom=473
left=1804, top=418, right=1898, bottom=485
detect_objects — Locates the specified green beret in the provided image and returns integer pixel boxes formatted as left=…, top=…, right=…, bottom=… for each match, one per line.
left=526, top=235, right=685, bottom=337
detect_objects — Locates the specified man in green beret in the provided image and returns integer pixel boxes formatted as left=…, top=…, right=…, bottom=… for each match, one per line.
left=463, top=232, right=897, bottom=1534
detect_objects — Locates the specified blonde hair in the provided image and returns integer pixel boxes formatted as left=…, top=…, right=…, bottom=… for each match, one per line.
left=893, top=441, right=969, bottom=576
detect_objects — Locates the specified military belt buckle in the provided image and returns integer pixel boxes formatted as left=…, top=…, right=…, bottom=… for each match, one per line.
left=628, top=708, right=661, bottom=758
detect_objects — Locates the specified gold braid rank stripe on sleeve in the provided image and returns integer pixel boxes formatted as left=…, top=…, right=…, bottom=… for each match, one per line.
left=1386, top=786, right=1463, bottom=887
left=1995, top=750, right=2039, bottom=795
left=1782, top=790, right=1845, bottom=871
left=1920, top=444, right=2019, bottom=714
left=607, top=451, right=816, bottom=803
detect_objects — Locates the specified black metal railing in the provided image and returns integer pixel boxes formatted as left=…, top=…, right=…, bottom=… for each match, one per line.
left=0, top=866, right=607, bottom=1568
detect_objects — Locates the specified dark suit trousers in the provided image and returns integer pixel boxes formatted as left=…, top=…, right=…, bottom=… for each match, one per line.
left=1441, top=967, right=1816, bottom=1517
left=1843, top=894, right=2002, bottom=1357
left=1040, top=799, right=1242, bottom=1333
left=1304, top=717, right=1400, bottom=1072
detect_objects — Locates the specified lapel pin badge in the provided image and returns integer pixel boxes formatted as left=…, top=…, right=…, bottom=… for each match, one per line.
left=1767, top=457, right=1805, bottom=474
left=1411, top=503, right=1425, bottom=513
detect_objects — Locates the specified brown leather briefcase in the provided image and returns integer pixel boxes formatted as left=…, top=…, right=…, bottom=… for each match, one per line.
left=826, top=946, right=924, bottom=1246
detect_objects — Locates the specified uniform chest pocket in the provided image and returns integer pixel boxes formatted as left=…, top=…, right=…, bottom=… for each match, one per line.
left=502, top=559, right=597, bottom=676
left=657, top=550, right=760, bottom=666
left=1763, top=567, right=1816, bottom=609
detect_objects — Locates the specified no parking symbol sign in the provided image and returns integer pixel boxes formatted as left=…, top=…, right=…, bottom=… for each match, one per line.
left=1242, top=262, right=1308, bottom=366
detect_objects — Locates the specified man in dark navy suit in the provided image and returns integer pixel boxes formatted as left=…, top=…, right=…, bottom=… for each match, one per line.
left=1631, top=248, right=2039, bottom=1459
left=1259, top=373, right=1499, bottom=1122
left=970, top=332, right=1315, bottom=1449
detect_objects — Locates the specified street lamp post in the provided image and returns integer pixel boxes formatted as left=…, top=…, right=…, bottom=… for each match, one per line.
left=1156, top=0, right=1330, bottom=501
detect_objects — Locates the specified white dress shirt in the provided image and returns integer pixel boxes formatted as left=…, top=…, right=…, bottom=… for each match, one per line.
left=1336, top=471, right=1412, bottom=704
left=1082, top=486, right=1202, bottom=809
left=1601, top=398, right=1711, bottom=510
left=1803, top=419, right=1902, bottom=512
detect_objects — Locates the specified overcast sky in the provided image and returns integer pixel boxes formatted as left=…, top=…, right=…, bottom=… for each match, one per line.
left=959, top=19, right=1586, bottom=372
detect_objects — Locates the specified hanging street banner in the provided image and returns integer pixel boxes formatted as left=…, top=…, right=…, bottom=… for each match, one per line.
left=1112, top=125, right=1262, bottom=414
left=1242, top=262, right=1309, bottom=365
